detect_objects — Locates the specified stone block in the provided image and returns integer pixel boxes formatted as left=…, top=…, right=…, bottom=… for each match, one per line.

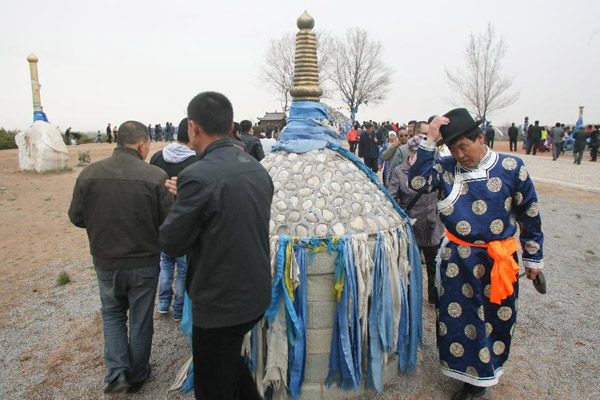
left=304, top=353, right=330, bottom=383
left=297, top=383, right=322, bottom=400
left=322, top=383, right=370, bottom=399
left=306, top=251, right=336, bottom=275
left=306, top=274, right=335, bottom=302
left=306, top=328, right=333, bottom=354
left=307, top=300, right=337, bottom=329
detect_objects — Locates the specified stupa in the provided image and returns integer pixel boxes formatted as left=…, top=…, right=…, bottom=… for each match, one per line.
left=256, top=11, right=423, bottom=399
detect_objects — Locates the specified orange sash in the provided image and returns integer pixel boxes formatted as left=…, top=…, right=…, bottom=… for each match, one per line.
left=445, top=230, right=520, bottom=305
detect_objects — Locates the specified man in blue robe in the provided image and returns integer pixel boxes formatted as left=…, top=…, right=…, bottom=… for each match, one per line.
left=409, top=108, right=544, bottom=400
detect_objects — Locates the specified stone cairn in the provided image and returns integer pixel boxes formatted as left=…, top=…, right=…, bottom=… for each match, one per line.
left=253, top=11, right=422, bottom=400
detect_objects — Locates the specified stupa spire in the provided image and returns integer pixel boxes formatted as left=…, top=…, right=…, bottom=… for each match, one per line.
left=289, top=11, right=323, bottom=102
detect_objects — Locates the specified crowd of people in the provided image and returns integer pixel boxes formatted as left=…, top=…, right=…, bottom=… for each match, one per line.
left=68, top=98, right=555, bottom=400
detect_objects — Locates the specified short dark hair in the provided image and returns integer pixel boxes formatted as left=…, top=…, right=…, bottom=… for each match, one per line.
left=232, top=122, right=241, bottom=135
left=447, top=128, right=482, bottom=148
left=427, top=115, right=437, bottom=124
left=187, top=91, right=233, bottom=136
left=415, top=121, right=428, bottom=134
left=117, top=121, right=149, bottom=146
left=555, top=122, right=560, bottom=127
left=177, top=118, right=189, bottom=143
left=240, top=120, right=252, bottom=133
left=534, top=120, right=539, bottom=125
left=408, top=120, right=417, bottom=126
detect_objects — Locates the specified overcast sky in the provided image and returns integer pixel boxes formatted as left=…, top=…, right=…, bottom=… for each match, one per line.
left=1, top=0, right=599, bottom=132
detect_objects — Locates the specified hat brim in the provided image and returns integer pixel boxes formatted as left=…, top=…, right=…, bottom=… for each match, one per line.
left=436, top=119, right=483, bottom=147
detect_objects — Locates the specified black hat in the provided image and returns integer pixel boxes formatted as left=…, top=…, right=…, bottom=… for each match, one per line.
left=364, top=122, right=373, bottom=128
left=437, top=108, right=483, bottom=146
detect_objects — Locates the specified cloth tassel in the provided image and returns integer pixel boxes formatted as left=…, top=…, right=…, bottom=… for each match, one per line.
left=263, top=297, right=289, bottom=390
left=326, top=237, right=362, bottom=390
left=169, top=356, right=193, bottom=392
left=384, top=229, right=402, bottom=351
left=288, top=242, right=308, bottom=399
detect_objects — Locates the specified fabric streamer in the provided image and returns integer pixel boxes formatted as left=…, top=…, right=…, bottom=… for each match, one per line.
left=288, top=240, right=308, bottom=399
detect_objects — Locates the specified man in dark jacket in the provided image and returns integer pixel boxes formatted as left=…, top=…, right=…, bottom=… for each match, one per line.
left=508, top=123, right=519, bottom=151
left=160, top=92, right=273, bottom=400
left=590, top=125, right=599, bottom=162
left=106, top=123, right=112, bottom=144
left=150, top=118, right=198, bottom=321
left=526, top=120, right=542, bottom=155
left=572, top=125, right=588, bottom=165
left=485, top=124, right=495, bottom=148
left=239, top=119, right=265, bottom=161
left=358, top=122, right=379, bottom=172
left=68, top=121, right=173, bottom=394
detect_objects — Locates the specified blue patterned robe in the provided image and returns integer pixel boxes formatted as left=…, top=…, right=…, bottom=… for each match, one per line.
left=409, top=139, right=544, bottom=386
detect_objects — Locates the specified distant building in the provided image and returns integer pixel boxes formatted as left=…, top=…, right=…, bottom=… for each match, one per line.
left=257, top=112, right=286, bottom=130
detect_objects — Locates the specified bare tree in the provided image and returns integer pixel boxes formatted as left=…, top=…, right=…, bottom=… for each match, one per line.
left=327, top=28, right=392, bottom=122
left=259, top=32, right=333, bottom=113
left=445, top=22, right=519, bottom=121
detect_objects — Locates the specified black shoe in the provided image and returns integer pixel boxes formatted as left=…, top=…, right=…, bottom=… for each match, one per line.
left=127, top=364, right=152, bottom=394
left=450, top=383, right=486, bottom=400
left=104, top=372, right=130, bottom=394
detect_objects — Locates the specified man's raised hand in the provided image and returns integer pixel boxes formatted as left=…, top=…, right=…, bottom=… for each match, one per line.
left=427, top=116, right=450, bottom=143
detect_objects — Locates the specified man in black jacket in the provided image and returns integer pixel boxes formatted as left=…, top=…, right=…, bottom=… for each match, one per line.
left=239, top=119, right=265, bottom=161
left=526, top=120, right=542, bottom=155
left=150, top=118, right=197, bottom=321
left=160, top=92, right=273, bottom=400
left=508, top=122, right=519, bottom=151
left=68, top=121, right=173, bottom=394
left=358, top=122, right=379, bottom=172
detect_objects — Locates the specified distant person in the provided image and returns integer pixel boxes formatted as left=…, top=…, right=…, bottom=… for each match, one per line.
left=68, top=121, right=173, bottom=394
left=346, top=123, right=359, bottom=154
left=150, top=118, right=198, bottom=321
left=160, top=92, right=273, bottom=400
left=358, top=122, right=379, bottom=173
left=260, top=133, right=277, bottom=154
left=526, top=120, right=542, bottom=155
left=96, top=130, right=102, bottom=143
left=590, top=125, right=599, bottom=162
left=239, top=120, right=265, bottom=161
left=572, top=125, right=587, bottom=165
left=230, top=122, right=247, bottom=152
left=113, top=125, right=118, bottom=143
left=407, top=120, right=417, bottom=137
left=508, top=123, right=518, bottom=151
left=485, top=124, right=495, bottom=148
left=65, top=127, right=72, bottom=145
left=550, top=123, right=565, bottom=161
left=382, top=127, right=411, bottom=186
left=106, top=123, right=112, bottom=144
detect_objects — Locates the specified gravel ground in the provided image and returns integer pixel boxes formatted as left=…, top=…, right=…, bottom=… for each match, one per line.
left=0, top=148, right=598, bottom=400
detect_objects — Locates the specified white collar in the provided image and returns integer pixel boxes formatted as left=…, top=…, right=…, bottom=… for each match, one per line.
left=457, top=146, right=496, bottom=172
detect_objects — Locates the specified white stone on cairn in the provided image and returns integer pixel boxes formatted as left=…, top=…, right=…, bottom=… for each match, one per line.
left=15, top=121, right=69, bottom=172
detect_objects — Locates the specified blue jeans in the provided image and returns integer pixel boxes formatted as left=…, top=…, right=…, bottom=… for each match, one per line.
left=96, top=265, right=159, bottom=383
left=159, top=252, right=187, bottom=314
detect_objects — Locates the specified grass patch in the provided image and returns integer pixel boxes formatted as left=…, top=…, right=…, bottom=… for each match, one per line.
left=586, top=249, right=595, bottom=255
left=575, top=214, right=582, bottom=219
left=0, top=128, right=19, bottom=150
left=56, top=271, right=70, bottom=286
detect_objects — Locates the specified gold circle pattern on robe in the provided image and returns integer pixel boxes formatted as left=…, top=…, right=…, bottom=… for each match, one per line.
left=464, top=324, right=477, bottom=340
left=457, top=245, right=471, bottom=259
left=514, top=192, right=523, bottom=205
left=493, top=341, right=506, bottom=355
left=486, top=177, right=502, bottom=192
left=502, top=157, right=518, bottom=170
left=434, top=163, right=443, bottom=173
left=411, top=176, right=426, bottom=190
left=485, top=322, right=493, bottom=337
left=497, top=306, right=513, bottom=321
left=440, top=204, right=454, bottom=216
left=504, top=197, right=512, bottom=211
left=479, top=347, right=491, bottom=363
left=465, top=366, right=478, bottom=377
left=439, top=322, right=447, bottom=336
left=526, top=202, right=539, bottom=217
left=446, top=263, right=459, bottom=277
left=443, top=171, right=454, bottom=185
left=450, top=342, right=465, bottom=357
left=524, top=240, right=540, bottom=254
left=460, top=181, right=469, bottom=195
left=472, top=200, right=488, bottom=215
left=478, top=305, right=485, bottom=321
left=456, top=221, right=472, bottom=235
left=462, top=283, right=474, bottom=298
left=441, top=247, right=452, bottom=260
left=448, top=302, right=462, bottom=318
left=490, top=219, right=504, bottom=234
left=483, top=284, right=491, bottom=298
left=473, top=264, right=485, bottom=279
left=519, top=166, right=528, bottom=181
